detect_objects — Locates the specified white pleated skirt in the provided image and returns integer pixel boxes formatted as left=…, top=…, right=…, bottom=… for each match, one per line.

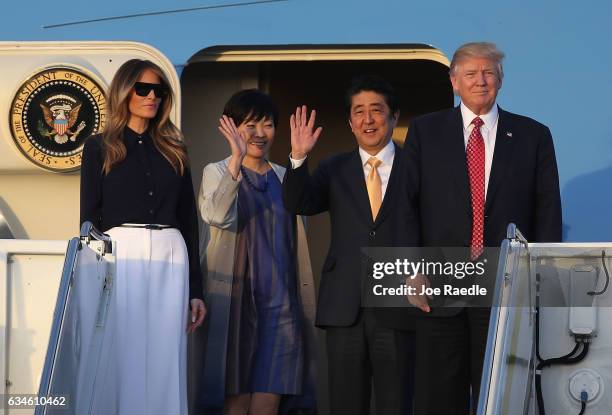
left=106, top=226, right=189, bottom=415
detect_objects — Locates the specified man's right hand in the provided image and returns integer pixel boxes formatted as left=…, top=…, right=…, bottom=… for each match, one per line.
left=290, top=105, right=323, bottom=160
left=406, top=274, right=432, bottom=313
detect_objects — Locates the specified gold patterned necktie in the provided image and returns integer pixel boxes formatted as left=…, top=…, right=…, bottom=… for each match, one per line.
left=366, top=157, right=383, bottom=220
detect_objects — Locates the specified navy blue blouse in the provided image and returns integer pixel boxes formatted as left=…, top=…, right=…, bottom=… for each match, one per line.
left=79, top=127, right=203, bottom=300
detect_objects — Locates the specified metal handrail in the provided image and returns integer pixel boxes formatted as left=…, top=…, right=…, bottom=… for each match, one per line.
left=506, top=223, right=528, bottom=247
left=477, top=223, right=531, bottom=414
left=35, top=226, right=115, bottom=414
left=35, top=222, right=111, bottom=413
left=477, top=238, right=511, bottom=414
left=35, top=237, right=81, bottom=415
left=79, top=221, right=112, bottom=254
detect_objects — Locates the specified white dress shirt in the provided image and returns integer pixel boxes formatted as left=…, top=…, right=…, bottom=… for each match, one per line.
left=289, top=138, right=395, bottom=200
left=460, top=102, right=499, bottom=197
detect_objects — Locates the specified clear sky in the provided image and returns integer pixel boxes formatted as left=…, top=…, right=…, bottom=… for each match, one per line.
left=2, top=0, right=612, bottom=240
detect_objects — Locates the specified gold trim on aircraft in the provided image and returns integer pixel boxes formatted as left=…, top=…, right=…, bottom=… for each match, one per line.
left=191, top=47, right=450, bottom=66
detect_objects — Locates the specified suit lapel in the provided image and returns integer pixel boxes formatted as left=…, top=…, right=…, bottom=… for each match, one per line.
left=341, top=150, right=374, bottom=225
left=485, top=107, right=515, bottom=213
left=448, top=107, right=472, bottom=217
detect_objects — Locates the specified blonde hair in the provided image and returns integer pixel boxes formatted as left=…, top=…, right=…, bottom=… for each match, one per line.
left=101, top=59, right=188, bottom=175
left=450, top=42, right=505, bottom=80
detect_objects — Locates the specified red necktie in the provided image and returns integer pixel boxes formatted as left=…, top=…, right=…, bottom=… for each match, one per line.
left=467, top=117, right=485, bottom=260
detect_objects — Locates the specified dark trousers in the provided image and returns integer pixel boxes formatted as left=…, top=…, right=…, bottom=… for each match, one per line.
left=414, top=308, right=491, bottom=415
left=325, top=309, right=415, bottom=415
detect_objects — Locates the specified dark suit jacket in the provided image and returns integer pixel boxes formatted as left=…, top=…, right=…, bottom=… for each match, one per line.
left=403, top=106, right=562, bottom=315
left=283, top=145, right=420, bottom=329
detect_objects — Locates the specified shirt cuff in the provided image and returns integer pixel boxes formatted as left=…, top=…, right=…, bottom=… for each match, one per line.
left=289, top=155, right=307, bottom=169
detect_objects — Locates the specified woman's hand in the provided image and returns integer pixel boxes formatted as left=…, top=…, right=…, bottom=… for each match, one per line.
left=187, top=298, right=206, bottom=333
left=218, top=115, right=247, bottom=179
left=290, top=105, right=323, bottom=160
left=219, top=115, right=247, bottom=158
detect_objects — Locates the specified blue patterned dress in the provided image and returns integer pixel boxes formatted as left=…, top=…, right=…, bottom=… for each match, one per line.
left=225, top=165, right=304, bottom=395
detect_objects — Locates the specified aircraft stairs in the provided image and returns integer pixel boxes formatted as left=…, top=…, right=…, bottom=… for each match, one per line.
left=3, top=223, right=612, bottom=414
left=478, top=225, right=612, bottom=414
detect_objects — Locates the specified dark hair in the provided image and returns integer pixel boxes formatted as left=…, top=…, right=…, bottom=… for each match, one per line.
left=222, top=89, right=279, bottom=127
left=345, top=75, right=398, bottom=117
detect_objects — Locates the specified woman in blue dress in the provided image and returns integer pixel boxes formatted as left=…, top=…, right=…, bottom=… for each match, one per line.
left=197, top=90, right=317, bottom=415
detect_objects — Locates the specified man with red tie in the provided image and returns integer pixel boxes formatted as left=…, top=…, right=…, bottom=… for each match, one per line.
left=403, top=42, right=562, bottom=414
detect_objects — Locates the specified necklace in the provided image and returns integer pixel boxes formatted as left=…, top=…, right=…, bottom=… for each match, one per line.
left=241, top=165, right=269, bottom=192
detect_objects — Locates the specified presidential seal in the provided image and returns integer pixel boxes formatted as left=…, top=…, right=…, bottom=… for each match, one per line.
left=10, top=67, right=107, bottom=172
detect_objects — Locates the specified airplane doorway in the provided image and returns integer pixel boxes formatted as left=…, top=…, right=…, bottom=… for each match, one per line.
left=181, top=44, right=453, bottom=415
left=182, top=44, right=452, bottom=279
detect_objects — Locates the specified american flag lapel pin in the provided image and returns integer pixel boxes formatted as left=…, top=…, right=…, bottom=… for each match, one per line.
left=506, top=131, right=513, bottom=138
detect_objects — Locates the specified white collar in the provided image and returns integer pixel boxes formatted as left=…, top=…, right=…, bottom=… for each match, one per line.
left=359, top=139, right=395, bottom=167
left=460, top=102, right=499, bottom=131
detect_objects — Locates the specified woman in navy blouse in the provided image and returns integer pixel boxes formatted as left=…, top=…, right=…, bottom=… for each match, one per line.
left=80, top=59, right=205, bottom=415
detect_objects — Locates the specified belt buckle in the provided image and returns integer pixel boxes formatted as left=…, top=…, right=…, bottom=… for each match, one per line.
left=144, top=224, right=162, bottom=230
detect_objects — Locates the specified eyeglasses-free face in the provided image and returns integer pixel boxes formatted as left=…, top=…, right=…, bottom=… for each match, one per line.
left=133, top=81, right=168, bottom=98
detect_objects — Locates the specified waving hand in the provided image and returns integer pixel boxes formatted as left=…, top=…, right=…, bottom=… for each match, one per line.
left=290, top=105, right=323, bottom=160
left=218, top=115, right=247, bottom=179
